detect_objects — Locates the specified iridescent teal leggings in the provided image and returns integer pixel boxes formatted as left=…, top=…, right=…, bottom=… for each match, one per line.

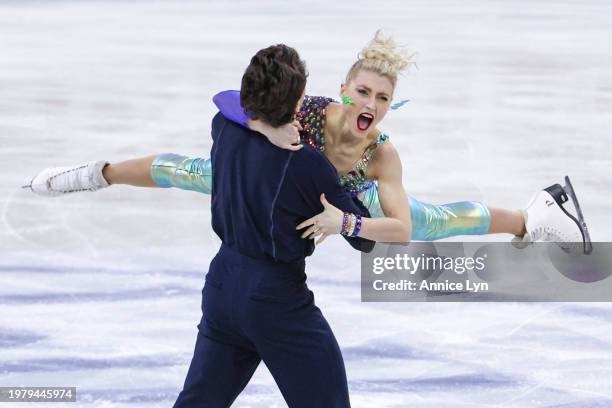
left=356, top=178, right=491, bottom=240
left=151, top=153, right=491, bottom=241
left=408, top=197, right=490, bottom=240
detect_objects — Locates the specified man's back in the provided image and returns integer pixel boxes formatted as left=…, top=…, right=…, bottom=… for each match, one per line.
left=210, top=112, right=373, bottom=262
left=175, top=44, right=365, bottom=408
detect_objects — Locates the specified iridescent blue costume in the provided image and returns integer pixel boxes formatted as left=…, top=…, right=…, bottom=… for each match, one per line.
left=151, top=93, right=491, bottom=240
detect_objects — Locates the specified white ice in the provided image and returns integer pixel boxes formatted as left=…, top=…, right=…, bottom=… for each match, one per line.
left=1, top=1, right=612, bottom=407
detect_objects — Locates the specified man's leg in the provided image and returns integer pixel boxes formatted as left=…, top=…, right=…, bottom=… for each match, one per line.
left=247, top=291, right=351, bottom=408
left=173, top=325, right=260, bottom=408
left=175, top=255, right=261, bottom=408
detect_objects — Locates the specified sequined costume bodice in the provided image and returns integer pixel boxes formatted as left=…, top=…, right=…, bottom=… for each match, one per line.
left=296, top=95, right=389, bottom=217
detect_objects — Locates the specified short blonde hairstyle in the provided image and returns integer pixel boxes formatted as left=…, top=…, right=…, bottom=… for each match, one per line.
left=345, top=30, right=415, bottom=88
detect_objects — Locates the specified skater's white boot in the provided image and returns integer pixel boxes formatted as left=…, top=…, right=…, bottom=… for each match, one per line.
left=24, top=161, right=110, bottom=197
left=513, top=177, right=592, bottom=254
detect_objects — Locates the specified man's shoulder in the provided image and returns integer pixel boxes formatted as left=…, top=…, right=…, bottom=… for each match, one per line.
left=289, top=144, right=337, bottom=178
left=212, top=111, right=243, bottom=132
left=212, top=111, right=258, bottom=141
left=212, top=112, right=230, bottom=136
left=292, top=143, right=326, bottom=163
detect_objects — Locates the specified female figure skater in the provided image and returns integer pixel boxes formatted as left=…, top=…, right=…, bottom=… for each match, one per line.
left=26, top=31, right=590, bottom=251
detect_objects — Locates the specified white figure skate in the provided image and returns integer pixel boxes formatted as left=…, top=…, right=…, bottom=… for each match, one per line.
left=513, top=176, right=592, bottom=254
left=23, top=161, right=110, bottom=197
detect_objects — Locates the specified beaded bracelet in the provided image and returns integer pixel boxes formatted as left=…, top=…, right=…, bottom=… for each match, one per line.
left=342, top=213, right=350, bottom=234
left=347, top=214, right=356, bottom=236
left=341, top=213, right=362, bottom=237
left=341, top=212, right=352, bottom=236
left=353, top=215, right=362, bottom=236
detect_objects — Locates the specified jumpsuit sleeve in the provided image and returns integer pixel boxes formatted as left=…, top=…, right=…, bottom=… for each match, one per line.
left=319, top=174, right=375, bottom=253
left=290, top=148, right=375, bottom=253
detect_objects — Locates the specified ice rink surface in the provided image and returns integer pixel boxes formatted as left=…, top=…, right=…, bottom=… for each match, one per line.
left=1, top=1, right=612, bottom=406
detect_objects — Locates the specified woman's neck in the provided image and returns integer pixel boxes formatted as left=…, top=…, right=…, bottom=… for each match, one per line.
left=324, top=103, right=363, bottom=150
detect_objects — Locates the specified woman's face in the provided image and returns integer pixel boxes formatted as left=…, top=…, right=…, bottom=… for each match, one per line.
left=340, top=69, right=394, bottom=137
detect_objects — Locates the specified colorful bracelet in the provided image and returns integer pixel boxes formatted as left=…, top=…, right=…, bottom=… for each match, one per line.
left=353, top=215, right=362, bottom=236
left=348, top=214, right=357, bottom=236
left=341, top=213, right=363, bottom=237
left=342, top=213, right=350, bottom=235
left=341, top=212, right=351, bottom=236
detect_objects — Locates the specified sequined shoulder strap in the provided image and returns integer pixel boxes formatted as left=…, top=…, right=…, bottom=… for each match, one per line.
left=363, top=133, right=390, bottom=163
left=296, top=95, right=333, bottom=150
left=339, top=133, right=390, bottom=193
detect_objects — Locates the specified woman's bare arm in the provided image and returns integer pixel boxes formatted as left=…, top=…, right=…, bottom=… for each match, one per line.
left=297, top=142, right=412, bottom=244
left=357, top=142, right=412, bottom=242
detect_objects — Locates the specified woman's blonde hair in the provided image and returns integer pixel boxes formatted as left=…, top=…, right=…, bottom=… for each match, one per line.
left=345, top=30, right=415, bottom=88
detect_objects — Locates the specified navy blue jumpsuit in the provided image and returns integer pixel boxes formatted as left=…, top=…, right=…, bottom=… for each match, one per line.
left=172, top=113, right=374, bottom=408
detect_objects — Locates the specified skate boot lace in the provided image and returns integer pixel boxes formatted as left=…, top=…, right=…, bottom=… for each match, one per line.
left=48, top=165, right=94, bottom=194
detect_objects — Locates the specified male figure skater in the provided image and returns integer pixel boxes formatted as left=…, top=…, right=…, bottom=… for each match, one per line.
left=171, top=45, right=373, bottom=407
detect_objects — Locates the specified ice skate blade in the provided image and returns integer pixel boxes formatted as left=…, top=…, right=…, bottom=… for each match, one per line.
left=22, top=177, right=35, bottom=190
left=563, top=176, right=593, bottom=255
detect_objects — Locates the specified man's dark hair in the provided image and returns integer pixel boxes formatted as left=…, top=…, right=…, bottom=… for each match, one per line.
left=240, top=44, right=307, bottom=127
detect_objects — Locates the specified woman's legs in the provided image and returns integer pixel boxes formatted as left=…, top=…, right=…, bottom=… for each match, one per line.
left=31, top=154, right=528, bottom=239
left=488, top=207, right=526, bottom=236
left=27, top=153, right=213, bottom=197
left=28, top=153, right=212, bottom=196
left=104, top=153, right=213, bottom=194
left=102, top=155, right=158, bottom=187
left=360, top=185, right=526, bottom=240
left=409, top=197, right=526, bottom=240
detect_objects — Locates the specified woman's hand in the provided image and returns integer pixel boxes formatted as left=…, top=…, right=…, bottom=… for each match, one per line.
left=248, top=119, right=303, bottom=151
left=296, top=194, right=343, bottom=245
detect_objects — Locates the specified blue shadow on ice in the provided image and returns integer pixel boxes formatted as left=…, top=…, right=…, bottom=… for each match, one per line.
left=0, top=264, right=203, bottom=278
left=0, top=354, right=182, bottom=373
left=543, top=399, right=612, bottom=408
left=342, top=341, right=440, bottom=361
left=67, top=388, right=178, bottom=404
left=0, top=329, right=46, bottom=347
left=0, top=285, right=197, bottom=304
left=350, top=373, right=521, bottom=392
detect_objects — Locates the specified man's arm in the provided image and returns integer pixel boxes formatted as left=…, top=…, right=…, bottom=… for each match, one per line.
left=317, top=174, right=375, bottom=253
left=290, top=148, right=375, bottom=252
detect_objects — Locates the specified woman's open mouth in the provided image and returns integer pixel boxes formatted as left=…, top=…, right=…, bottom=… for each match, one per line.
left=357, top=113, right=374, bottom=131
